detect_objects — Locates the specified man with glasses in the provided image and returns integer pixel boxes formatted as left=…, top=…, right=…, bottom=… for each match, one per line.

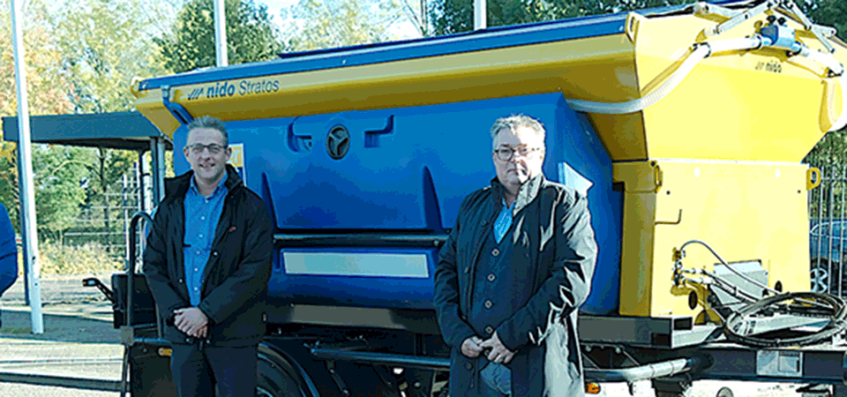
left=143, top=115, right=272, bottom=397
left=434, top=115, right=597, bottom=396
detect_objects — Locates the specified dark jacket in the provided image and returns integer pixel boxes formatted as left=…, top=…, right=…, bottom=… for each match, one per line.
left=143, top=165, right=273, bottom=347
left=434, top=175, right=597, bottom=397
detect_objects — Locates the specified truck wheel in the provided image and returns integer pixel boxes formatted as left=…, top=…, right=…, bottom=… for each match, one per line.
left=256, top=344, right=314, bottom=397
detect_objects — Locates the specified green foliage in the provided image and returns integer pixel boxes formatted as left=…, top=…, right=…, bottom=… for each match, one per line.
left=52, top=0, right=167, bottom=113
left=155, top=0, right=284, bottom=73
left=429, top=0, right=698, bottom=35
left=31, top=145, right=95, bottom=239
left=281, top=0, right=406, bottom=51
left=802, top=0, right=847, bottom=42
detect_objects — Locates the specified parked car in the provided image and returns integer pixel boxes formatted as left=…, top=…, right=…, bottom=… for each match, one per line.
left=809, top=219, right=847, bottom=293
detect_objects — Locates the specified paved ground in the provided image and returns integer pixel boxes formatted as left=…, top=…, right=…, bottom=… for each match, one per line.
left=0, top=274, right=121, bottom=397
left=0, top=273, right=834, bottom=396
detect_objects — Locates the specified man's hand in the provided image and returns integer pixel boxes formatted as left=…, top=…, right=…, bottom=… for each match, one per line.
left=479, top=332, right=515, bottom=364
left=461, top=336, right=484, bottom=358
left=173, top=307, right=209, bottom=338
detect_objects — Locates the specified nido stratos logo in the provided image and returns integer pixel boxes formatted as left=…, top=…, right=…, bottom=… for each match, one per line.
left=186, top=78, right=280, bottom=101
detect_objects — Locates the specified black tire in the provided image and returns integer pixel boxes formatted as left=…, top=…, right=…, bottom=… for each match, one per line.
left=256, top=344, right=314, bottom=397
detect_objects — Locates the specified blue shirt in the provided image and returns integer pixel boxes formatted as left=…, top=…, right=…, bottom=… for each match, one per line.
left=494, top=200, right=515, bottom=244
left=183, top=173, right=228, bottom=306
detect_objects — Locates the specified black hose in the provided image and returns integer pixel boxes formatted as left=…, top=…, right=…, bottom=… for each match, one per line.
left=723, top=292, right=847, bottom=347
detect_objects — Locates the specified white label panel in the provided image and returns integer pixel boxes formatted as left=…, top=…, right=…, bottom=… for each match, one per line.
left=283, top=252, right=429, bottom=278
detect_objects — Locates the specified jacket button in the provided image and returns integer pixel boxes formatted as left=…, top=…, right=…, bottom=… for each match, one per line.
left=178, top=278, right=184, bottom=284
left=484, top=300, right=493, bottom=309
left=465, top=362, right=473, bottom=370
left=212, top=251, right=218, bottom=257
left=491, top=248, right=500, bottom=257
left=185, top=338, right=191, bottom=343
left=487, top=274, right=496, bottom=282
left=485, top=326, right=494, bottom=334
left=464, top=267, right=470, bottom=274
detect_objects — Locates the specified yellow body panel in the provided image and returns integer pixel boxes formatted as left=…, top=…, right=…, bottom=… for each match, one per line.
left=135, top=35, right=638, bottom=139
left=633, top=14, right=839, bottom=162
left=616, top=160, right=811, bottom=317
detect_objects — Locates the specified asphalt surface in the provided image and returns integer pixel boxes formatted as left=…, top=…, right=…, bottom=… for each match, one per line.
left=0, top=274, right=121, bottom=397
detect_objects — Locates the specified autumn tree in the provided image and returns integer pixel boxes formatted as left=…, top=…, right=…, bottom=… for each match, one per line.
left=0, top=0, right=80, bottom=236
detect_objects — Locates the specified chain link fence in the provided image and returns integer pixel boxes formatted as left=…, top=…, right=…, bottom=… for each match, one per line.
left=57, top=161, right=151, bottom=271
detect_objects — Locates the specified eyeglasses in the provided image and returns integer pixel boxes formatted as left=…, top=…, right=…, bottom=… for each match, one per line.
left=493, top=146, right=542, bottom=162
left=186, top=143, right=226, bottom=155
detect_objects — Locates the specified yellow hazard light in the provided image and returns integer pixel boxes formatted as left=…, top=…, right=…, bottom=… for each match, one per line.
left=585, top=382, right=601, bottom=394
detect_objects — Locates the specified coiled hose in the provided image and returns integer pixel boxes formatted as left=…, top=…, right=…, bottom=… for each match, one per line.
left=723, top=291, right=847, bottom=348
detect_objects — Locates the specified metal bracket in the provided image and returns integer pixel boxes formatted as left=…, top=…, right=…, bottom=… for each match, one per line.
left=693, top=2, right=741, bottom=19
left=325, top=360, right=351, bottom=396
left=778, top=0, right=836, bottom=53
left=161, top=85, right=194, bottom=125
left=82, top=277, right=114, bottom=303
left=704, top=0, right=775, bottom=37
left=656, top=209, right=683, bottom=226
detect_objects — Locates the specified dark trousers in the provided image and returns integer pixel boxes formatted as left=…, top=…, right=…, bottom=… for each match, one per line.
left=170, top=343, right=258, bottom=397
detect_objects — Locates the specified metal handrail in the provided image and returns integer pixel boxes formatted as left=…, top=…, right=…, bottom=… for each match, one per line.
left=120, top=211, right=153, bottom=397
left=126, top=211, right=154, bottom=329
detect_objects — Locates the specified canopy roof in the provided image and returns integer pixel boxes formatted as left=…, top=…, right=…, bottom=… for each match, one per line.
left=2, top=112, right=171, bottom=151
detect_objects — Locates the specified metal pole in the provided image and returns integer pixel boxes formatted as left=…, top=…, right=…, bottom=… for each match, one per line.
left=474, top=0, right=486, bottom=30
left=156, top=138, right=166, bottom=203
left=149, top=140, right=162, bottom=207
left=122, top=174, right=129, bottom=264
left=11, top=0, right=44, bottom=334
left=214, top=0, right=228, bottom=67
left=135, top=156, right=144, bottom=213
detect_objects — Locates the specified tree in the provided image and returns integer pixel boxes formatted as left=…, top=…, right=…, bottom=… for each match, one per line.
left=430, top=0, right=698, bottom=35
left=52, top=0, right=168, bottom=114
left=50, top=0, right=165, bottom=247
left=30, top=145, right=95, bottom=241
left=0, top=0, right=76, bottom=234
left=280, top=0, right=408, bottom=51
left=155, top=0, right=284, bottom=74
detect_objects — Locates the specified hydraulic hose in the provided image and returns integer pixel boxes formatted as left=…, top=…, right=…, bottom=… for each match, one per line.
left=566, top=34, right=847, bottom=132
left=723, top=292, right=847, bottom=348
left=566, top=37, right=764, bottom=115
